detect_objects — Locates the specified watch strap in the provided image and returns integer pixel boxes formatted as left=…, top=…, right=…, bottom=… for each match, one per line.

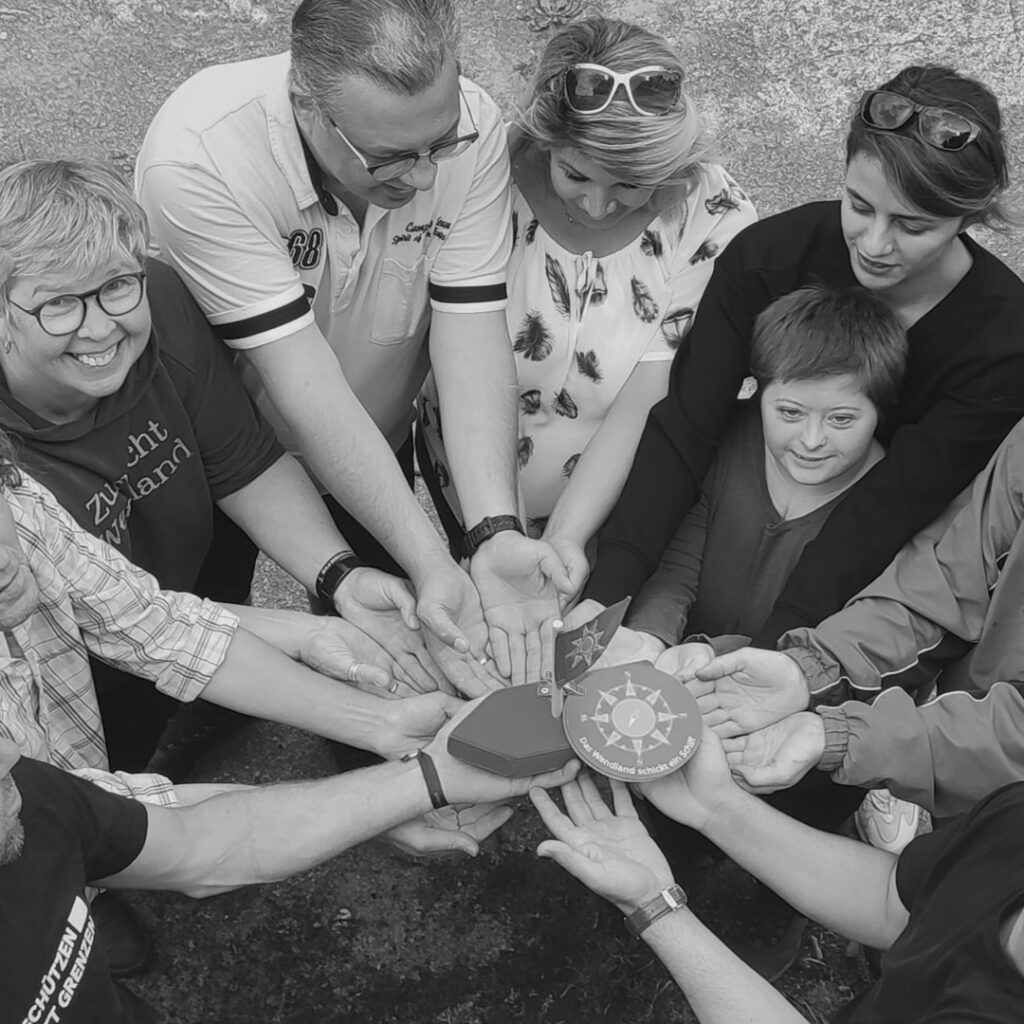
left=315, top=551, right=366, bottom=606
left=625, top=884, right=687, bottom=938
left=463, top=515, right=524, bottom=559
left=403, top=749, right=448, bottom=810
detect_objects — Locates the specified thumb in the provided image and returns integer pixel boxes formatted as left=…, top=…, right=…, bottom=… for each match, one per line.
left=418, top=829, right=480, bottom=857
left=538, top=547, right=574, bottom=595
left=537, top=840, right=598, bottom=884
left=695, top=652, right=744, bottom=681
left=384, top=578, right=420, bottom=629
left=417, top=599, right=469, bottom=652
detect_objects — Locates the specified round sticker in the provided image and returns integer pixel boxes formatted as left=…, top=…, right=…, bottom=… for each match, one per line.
left=562, top=662, right=701, bottom=782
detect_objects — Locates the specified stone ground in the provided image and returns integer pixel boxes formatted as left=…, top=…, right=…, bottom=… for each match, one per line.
left=3, top=0, right=1024, bottom=1021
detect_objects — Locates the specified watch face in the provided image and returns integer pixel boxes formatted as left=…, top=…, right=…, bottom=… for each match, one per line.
left=563, top=662, right=701, bottom=782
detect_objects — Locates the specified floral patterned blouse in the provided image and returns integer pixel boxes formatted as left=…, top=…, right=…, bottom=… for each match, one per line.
left=418, top=161, right=756, bottom=533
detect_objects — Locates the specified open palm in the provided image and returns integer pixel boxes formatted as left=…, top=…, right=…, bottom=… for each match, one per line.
left=531, top=776, right=674, bottom=914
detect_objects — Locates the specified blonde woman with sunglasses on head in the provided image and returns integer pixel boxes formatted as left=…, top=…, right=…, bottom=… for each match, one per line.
left=417, top=17, right=756, bottom=590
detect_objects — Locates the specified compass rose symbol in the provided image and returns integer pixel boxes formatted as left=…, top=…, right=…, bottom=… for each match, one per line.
left=566, top=621, right=607, bottom=670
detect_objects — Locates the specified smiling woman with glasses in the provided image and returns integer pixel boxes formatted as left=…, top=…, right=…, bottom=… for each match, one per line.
left=0, top=157, right=419, bottom=787
left=417, top=16, right=756, bottom=591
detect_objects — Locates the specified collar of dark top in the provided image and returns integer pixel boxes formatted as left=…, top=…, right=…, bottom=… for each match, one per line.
left=298, top=127, right=339, bottom=217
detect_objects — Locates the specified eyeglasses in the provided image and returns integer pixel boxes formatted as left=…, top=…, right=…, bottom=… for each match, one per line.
left=860, top=90, right=982, bottom=152
left=562, top=63, right=682, bottom=117
left=9, top=272, right=147, bottom=337
left=327, top=90, right=479, bottom=183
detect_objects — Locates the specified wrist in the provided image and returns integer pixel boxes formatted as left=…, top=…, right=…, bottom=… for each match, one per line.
left=814, top=707, right=847, bottom=772
left=464, top=514, right=524, bottom=559
left=622, top=883, right=687, bottom=937
left=315, top=550, right=364, bottom=608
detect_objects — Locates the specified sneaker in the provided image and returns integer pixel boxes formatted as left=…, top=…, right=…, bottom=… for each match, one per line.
left=91, top=891, right=153, bottom=978
left=855, top=789, right=920, bottom=854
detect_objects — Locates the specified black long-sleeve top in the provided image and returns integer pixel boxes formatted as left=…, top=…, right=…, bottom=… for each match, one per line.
left=587, top=201, right=1024, bottom=645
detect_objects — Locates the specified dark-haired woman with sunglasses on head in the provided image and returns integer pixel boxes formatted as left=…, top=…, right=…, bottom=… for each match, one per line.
left=590, top=64, right=1024, bottom=630
left=418, top=17, right=756, bottom=586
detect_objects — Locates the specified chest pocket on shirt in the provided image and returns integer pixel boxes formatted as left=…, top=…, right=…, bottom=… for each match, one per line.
left=372, top=256, right=431, bottom=346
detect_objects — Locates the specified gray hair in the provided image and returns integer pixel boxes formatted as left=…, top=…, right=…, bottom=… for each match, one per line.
left=0, top=159, right=148, bottom=324
left=291, top=0, right=459, bottom=105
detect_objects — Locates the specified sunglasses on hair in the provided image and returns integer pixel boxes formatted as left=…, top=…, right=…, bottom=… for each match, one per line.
left=860, top=90, right=981, bottom=152
left=562, top=63, right=682, bottom=117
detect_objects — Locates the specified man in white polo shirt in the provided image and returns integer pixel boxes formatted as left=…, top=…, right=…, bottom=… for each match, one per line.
left=136, top=0, right=572, bottom=687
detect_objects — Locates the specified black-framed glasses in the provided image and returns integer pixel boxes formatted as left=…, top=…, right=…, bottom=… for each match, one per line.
left=860, top=90, right=982, bottom=152
left=562, top=63, right=682, bottom=117
left=9, top=272, right=147, bottom=336
left=327, top=89, right=479, bottom=182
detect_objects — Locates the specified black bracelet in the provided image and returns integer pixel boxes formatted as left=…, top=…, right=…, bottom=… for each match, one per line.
left=463, top=515, right=524, bottom=559
left=402, top=749, right=448, bottom=809
left=314, top=550, right=366, bottom=607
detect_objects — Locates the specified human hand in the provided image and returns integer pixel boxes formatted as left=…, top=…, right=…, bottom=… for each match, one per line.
left=373, top=691, right=465, bottom=760
left=380, top=802, right=514, bottom=858
left=691, top=648, right=811, bottom=738
left=298, top=616, right=410, bottom=695
left=332, top=568, right=447, bottom=692
left=654, top=642, right=713, bottom=680
left=543, top=534, right=590, bottom=610
left=721, top=713, right=826, bottom=793
left=532, top=775, right=674, bottom=915
left=426, top=697, right=579, bottom=805
left=0, top=535, right=38, bottom=629
left=470, top=531, right=574, bottom=686
left=638, top=727, right=739, bottom=834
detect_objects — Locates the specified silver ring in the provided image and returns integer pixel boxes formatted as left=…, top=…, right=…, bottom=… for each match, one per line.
left=388, top=681, right=400, bottom=694
left=348, top=662, right=362, bottom=681
left=479, top=655, right=490, bottom=665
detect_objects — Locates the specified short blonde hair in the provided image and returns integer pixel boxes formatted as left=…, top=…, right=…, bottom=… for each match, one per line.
left=0, top=160, right=148, bottom=321
left=511, top=17, right=712, bottom=203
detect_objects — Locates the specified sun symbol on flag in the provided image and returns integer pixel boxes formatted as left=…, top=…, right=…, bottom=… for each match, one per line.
left=567, top=622, right=607, bottom=670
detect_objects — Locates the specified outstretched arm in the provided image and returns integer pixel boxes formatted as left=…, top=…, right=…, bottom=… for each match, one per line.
left=94, top=701, right=578, bottom=896
left=531, top=776, right=808, bottom=1024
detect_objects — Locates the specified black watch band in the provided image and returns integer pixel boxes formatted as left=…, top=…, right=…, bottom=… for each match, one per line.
left=624, top=884, right=687, bottom=938
left=402, top=749, right=448, bottom=809
left=463, top=515, right=524, bottom=559
left=315, top=551, right=366, bottom=606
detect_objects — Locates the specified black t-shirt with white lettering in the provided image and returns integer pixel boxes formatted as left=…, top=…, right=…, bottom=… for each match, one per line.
left=835, top=782, right=1024, bottom=1022
left=0, top=758, right=152, bottom=1024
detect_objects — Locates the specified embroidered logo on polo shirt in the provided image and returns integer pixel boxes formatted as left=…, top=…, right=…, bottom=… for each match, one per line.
left=287, top=228, right=324, bottom=269
left=391, top=217, right=451, bottom=246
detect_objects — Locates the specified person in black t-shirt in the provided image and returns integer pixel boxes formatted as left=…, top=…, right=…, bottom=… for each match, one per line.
left=0, top=717, right=577, bottom=1024
left=532, top=729, right=1024, bottom=1024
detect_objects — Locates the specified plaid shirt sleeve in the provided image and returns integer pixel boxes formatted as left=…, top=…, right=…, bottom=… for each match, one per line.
left=74, top=767, right=180, bottom=807
left=13, top=476, right=239, bottom=703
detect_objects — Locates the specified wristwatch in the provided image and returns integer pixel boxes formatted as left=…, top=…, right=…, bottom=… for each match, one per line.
left=314, top=550, right=366, bottom=607
left=463, top=515, right=524, bottom=558
left=624, top=884, right=688, bottom=938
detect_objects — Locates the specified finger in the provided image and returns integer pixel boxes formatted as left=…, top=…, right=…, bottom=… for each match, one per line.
left=719, top=737, right=748, bottom=754
left=419, top=602, right=469, bottom=653
left=351, top=662, right=391, bottom=690
left=539, top=617, right=559, bottom=684
left=411, top=828, right=480, bottom=857
left=578, top=772, right=612, bottom=820
left=685, top=677, right=717, bottom=700
left=527, top=758, right=579, bottom=791
left=390, top=654, right=433, bottom=694
left=457, top=803, right=514, bottom=842
left=561, top=776, right=595, bottom=826
left=536, top=840, right=602, bottom=885
left=694, top=653, right=741, bottom=681
left=487, top=625, right=513, bottom=682
left=708, top=719, right=745, bottom=740
left=529, top=787, right=575, bottom=841
left=696, top=695, right=727, bottom=719
left=609, top=780, right=638, bottom=820
left=524, top=628, right=542, bottom=689
left=732, top=764, right=784, bottom=793
left=538, top=547, right=574, bottom=595
left=384, top=579, right=420, bottom=629
left=506, top=631, right=527, bottom=688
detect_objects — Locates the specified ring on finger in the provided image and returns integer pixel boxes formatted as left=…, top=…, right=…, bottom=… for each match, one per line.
left=388, top=681, right=399, bottom=694
left=348, top=661, right=362, bottom=681
left=479, top=655, right=491, bottom=665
